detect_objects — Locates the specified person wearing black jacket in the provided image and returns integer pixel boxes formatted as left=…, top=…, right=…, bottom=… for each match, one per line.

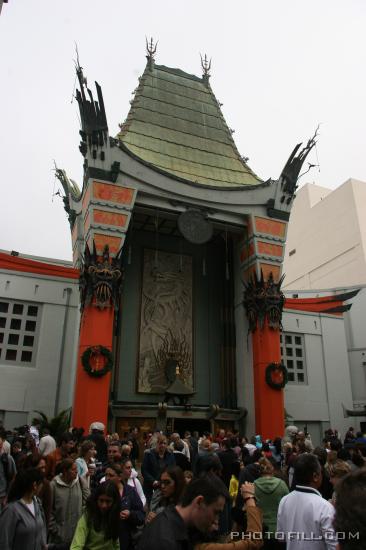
left=232, top=449, right=262, bottom=526
left=173, top=441, right=191, bottom=471
left=217, top=438, right=238, bottom=489
left=141, top=435, right=175, bottom=505
left=105, top=459, right=145, bottom=550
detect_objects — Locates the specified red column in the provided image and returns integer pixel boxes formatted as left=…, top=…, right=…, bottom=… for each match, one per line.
left=72, top=303, right=114, bottom=430
left=252, top=320, right=284, bottom=440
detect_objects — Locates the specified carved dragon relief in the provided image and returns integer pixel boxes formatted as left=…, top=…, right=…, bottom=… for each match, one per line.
left=79, top=242, right=123, bottom=313
left=243, top=271, right=285, bottom=332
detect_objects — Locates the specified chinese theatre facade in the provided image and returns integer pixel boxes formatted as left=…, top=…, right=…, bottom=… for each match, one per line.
left=58, top=44, right=316, bottom=440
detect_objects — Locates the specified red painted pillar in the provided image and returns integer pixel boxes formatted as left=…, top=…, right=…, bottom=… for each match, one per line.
left=72, top=303, right=114, bottom=430
left=252, top=320, right=284, bottom=440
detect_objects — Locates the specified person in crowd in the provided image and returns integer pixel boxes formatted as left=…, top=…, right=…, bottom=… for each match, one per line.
left=0, top=428, right=11, bottom=454
left=128, top=426, right=140, bottom=467
left=229, top=461, right=240, bottom=506
left=47, top=432, right=76, bottom=478
left=105, top=459, right=146, bottom=509
left=141, top=434, right=175, bottom=505
left=184, top=470, right=194, bottom=484
left=195, top=438, right=216, bottom=476
left=138, top=475, right=262, bottom=550
left=269, top=438, right=282, bottom=467
left=217, top=438, right=238, bottom=489
left=0, top=435, right=17, bottom=508
left=70, top=481, right=120, bottom=550
left=261, top=443, right=272, bottom=459
left=196, top=453, right=231, bottom=537
left=105, top=458, right=144, bottom=549
left=95, top=442, right=123, bottom=485
left=49, top=458, right=90, bottom=546
left=173, top=440, right=191, bottom=471
left=327, top=459, right=351, bottom=505
left=334, top=468, right=366, bottom=549
left=170, top=433, right=191, bottom=461
left=348, top=446, right=365, bottom=468
left=254, top=457, right=288, bottom=549
left=337, top=447, right=356, bottom=471
left=343, top=426, right=355, bottom=445
left=39, top=427, right=57, bottom=456
left=71, top=428, right=85, bottom=445
left=75, top=440, right=96, bottom=486
left=107, top=442, right=123, bottom=465
left=195, top=482, right=263, bottom=550
left=23, top=433, right=39, bottom=463
left=184, top=430, right=198, bottom=467
left=313, top=446, right=334, bottom=500
left=215, top=429, right=226, bottom=446
left=277, top=453, right=336, bottom=549
left=0, top=468, right=46, bottom=550
left=21, top=453, right=52, bottom=527
left=147, top=465, right=186, bottom=523
left=121, top=442, right=133, bottom=460
left=85, top=422, right=108, bottom=464
left=11, top=440, right=25, bottom=470
left=296, top=430, right=313, bottom=452
left=29, top=418, right=41, bottom=448
left=232, top=448, right=262, bottom=527
left=243, top=436, right=257, bottom=457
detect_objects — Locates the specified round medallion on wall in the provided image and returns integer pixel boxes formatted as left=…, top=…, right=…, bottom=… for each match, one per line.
left=178, top=209, right=213, bottom=244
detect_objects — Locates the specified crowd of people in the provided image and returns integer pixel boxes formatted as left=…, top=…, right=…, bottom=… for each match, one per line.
left=0, top=419, right=365, bottom=549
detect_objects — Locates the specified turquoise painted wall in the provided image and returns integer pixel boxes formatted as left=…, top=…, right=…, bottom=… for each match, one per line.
left=116, top=230, right=224, bottom=405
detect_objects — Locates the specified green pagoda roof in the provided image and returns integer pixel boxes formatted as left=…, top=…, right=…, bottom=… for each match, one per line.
left=117, top=63, right=262, bottom=188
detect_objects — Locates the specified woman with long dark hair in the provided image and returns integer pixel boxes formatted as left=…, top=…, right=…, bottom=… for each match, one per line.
left=147, top=465, right=186, bottom=523
left=70, top=481, right=120, bottom=550
left=0, top=468, right=47, bottom=550
left=20, top=453, right=52, bottom=528
left=104, top=458, right=145, bottom=549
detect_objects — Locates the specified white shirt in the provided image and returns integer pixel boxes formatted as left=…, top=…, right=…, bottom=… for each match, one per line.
left=39, top=434, right=56, bottom=456
left=29, top=426, right=40, bottom=447
left=1, top=440, right=10, bottom=454
left=277, top=485, right=336, bottom=550
left=21, top=498, right=35, bottom=516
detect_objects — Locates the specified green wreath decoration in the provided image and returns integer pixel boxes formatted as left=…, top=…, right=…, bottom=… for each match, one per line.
left=82, top=345, right=113, bottom=378
left=265, top=362, right=288, bottom=390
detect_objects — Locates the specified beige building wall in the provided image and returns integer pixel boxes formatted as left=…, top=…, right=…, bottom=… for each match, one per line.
left=283, top=179, right=366, bottom=290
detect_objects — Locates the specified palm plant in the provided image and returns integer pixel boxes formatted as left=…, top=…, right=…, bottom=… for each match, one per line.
left=33, top=408, right=71, bottom=440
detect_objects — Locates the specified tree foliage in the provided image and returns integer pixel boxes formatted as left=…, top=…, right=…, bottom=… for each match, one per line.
left=33, top=408, right=71, bottom=440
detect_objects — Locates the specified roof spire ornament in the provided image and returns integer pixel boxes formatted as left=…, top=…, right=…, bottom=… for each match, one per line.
left=200, top=53, right=211, bottom=85
left=146, top=37, right=157, bottom=70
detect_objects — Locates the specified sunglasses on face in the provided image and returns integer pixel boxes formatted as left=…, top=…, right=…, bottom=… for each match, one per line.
left=160, top=479, right=173, bottom=486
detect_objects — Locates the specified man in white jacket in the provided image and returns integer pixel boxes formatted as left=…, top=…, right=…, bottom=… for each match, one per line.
left=277, top=453, right=336, bottom=550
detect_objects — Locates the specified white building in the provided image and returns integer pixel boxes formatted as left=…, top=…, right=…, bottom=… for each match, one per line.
left=0, top=250, right=79, bottom=428
left=279, top=178, right=366, bottom=443
left=282, top=287, right=366, bottom=444
left=283, top=179, right=366, bottom=291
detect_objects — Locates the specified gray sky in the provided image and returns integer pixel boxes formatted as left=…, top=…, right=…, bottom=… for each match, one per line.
left=1, top=0, right=365, bottom=261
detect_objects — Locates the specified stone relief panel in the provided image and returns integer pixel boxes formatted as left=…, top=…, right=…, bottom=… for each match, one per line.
left=137, top=249, right=193, bottom=393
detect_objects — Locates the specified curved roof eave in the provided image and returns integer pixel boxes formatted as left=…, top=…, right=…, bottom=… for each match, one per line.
left=118, top=140, right=269, bottom=193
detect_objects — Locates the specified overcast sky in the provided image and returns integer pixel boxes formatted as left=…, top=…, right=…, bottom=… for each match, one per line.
left=1, top=1, right=365, bottom=261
